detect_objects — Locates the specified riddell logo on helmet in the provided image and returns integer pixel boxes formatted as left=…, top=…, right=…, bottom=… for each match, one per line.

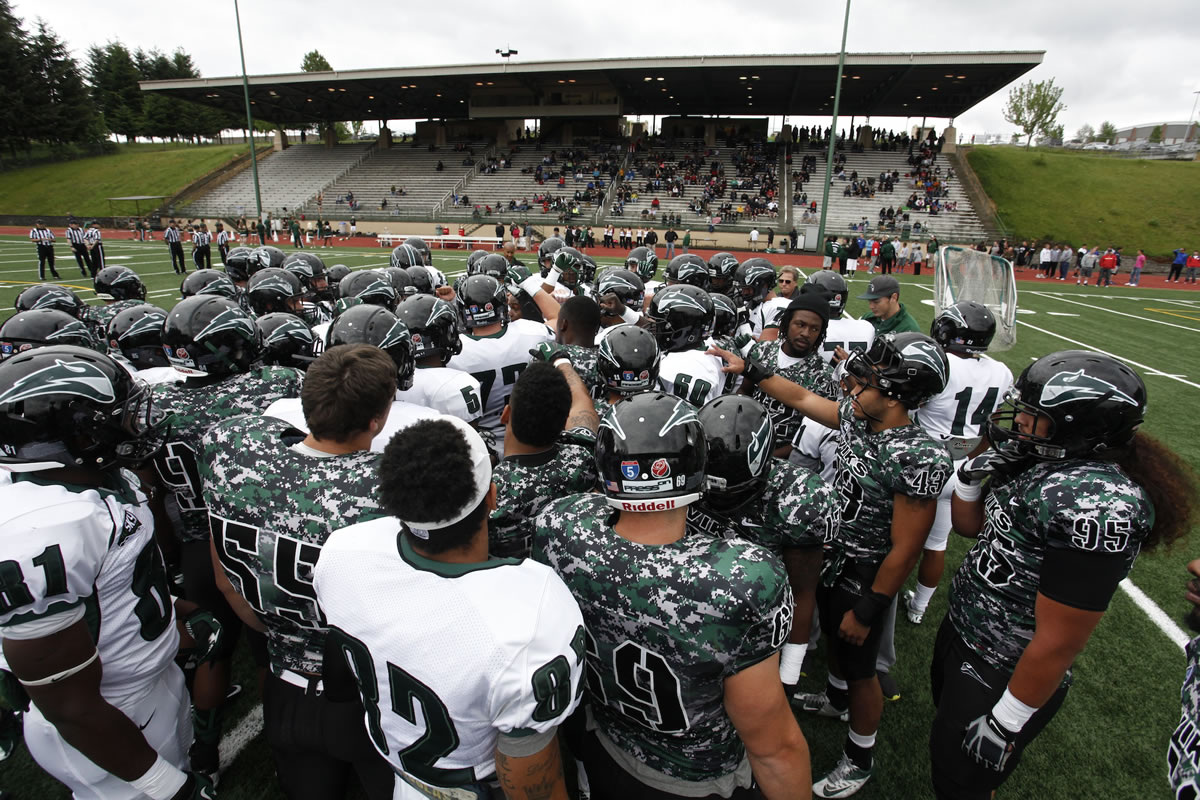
left=618, top=498, right=678, bottom=512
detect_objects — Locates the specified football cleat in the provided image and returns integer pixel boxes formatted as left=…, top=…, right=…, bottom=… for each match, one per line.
left=813, top=753, right=873, bottom=798
left=902, top=589, right=925, bottom=624
left=793, top=691, right=849, bottom=722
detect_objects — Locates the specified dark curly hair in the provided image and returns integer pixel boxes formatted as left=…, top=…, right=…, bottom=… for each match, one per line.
left=1117, top=432, right=1196, bottom=551
left=379, top=419, right=488, bottom=554
left=509, top=362, right=571, bottom=448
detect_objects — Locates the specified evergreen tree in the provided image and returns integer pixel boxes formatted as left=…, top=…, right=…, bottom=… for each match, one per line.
left=88, top=42, right=143, bottom=141
left=28, top=20, right=98, bottom=148
left=0, top=0, right=34, bottom=158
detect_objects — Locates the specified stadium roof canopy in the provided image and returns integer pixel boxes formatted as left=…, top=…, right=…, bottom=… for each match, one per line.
left=140, top=52, right=1043, bottom=125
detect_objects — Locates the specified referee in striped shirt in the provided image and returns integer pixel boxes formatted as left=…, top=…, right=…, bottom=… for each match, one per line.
left=164, top=220, right=186, bottom=274
left=215, top=222, right=232, bottom=264
left=84, top=222, right=105, bottom=274
left=66, top=221, right=91, bottom=277
left=192, top=224, right=212, bottom=270
left=30, top=220, right=60, bottom=279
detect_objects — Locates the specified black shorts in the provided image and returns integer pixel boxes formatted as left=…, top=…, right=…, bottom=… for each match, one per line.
left=928, top=616, right=1069, bottom=800
left=263, top=673, right=395, bottom=800
left=816, top=562, right=891, bottom=681
left=579, top=730, right=761, bottom=800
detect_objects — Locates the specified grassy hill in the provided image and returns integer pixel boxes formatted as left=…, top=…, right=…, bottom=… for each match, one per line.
left=966, top=145, right=1200, bottom=259
left=0, top=142, right=251, bottom=217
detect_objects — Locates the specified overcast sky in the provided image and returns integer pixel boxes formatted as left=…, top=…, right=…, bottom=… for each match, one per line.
left=15, top=0, right=1199, bottom=140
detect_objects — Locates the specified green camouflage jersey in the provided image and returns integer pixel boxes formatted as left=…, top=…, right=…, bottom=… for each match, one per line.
left=748, top=340, right=837, bottom=448
left=88, top=300, right=147, bottom=340
left=199, top=414, right=383, bottom=675
left=152, top=366, right=304, bottom=542
left=829, top=398, right=952, bottom=575
left=489, top=427, right=598, bottom=559
left=1169, top=636, right=1200, bottom=798
left=687, top=460, right=839, bottom=554
left=560, top=343, right=606, bottom=399
left=533, top=494, right=793, bottom=783
left=949, top=459, right=1151, bottom=672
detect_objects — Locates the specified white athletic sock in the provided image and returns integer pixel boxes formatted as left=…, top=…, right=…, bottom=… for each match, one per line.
left=828, top=675, right=849, bottom=692
left=848, top=728, right=877, bottom=749
left=912, top=583, right=937, bottom=612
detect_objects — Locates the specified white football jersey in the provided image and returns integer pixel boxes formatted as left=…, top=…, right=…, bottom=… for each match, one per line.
left=747, top=296, right=791, bottom=338
left=314, top=517, right=585, bottom=787
left=788, top=418, right=840, bottom=484
left=820, top=317, right=875, bottom=364
left=914, top=354, right=1014, bottom=459
left=396, top=366, right=484, bottom=423
left=136, top=365, right=185, bottom=386
left=262, top=398, right=438, bottom=452
left=658, top=349, right=725, bottom=407
left=0, top=471, right=178, bottom=707
left=447, top=319, right=553, bottom=436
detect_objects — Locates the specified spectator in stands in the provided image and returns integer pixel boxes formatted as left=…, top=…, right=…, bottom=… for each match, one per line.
left=1128, top=249, right=1146, bottom=287
left=436, top=160, right=444, bottom=171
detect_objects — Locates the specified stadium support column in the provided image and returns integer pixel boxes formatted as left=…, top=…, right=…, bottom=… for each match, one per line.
left=233, top=0, right=262, bottom=226
left=815, top=0, right=851, bottom=252
left=273, top=128, right=289, bottom=151
left=942, top=124, right=957, bottom=154
left=323, top=123, right=337, bottom=148
left=379, top=126, right=392, bottom=148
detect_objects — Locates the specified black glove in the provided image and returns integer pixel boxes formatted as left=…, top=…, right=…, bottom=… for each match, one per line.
left=529, top=343, right=572, bottom=365
left=732, top=332, right=754, bottom=352
left=961, top=712, right=1017, bottom=772
left=957, top=448, right=1029, bottom=486
left=181, top=610, right=225, bottom=668
left=741, top=352, right=776, bottom=385
left=170, top=772, right=217, bottom=800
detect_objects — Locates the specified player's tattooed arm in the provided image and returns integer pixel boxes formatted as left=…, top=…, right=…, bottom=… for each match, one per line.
left=494, top=735, right=569, bottom=800
left=557, top=361, right=600, bottom=434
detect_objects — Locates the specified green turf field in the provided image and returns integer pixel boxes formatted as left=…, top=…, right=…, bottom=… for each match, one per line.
left=0, top=237, right=1195, bottom=799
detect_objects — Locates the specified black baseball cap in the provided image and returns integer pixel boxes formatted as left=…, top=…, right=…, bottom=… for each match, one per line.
left=857, top=275, right=900, bottom=300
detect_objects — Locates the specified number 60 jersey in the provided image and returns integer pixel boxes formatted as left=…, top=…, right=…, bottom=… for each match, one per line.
left=0, top=470, right=178, bottom=705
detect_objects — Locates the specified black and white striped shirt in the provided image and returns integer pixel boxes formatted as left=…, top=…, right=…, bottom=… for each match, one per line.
left=163, top=227, right=181, bottom=244
left=66, top=227, right=86, bottom=245
left=84, top=228, right=102, bottom=244
left=216, top=230, right=231, bottom=246
left=192, top=231, right=212, bottom=247
left=30, top=227, right=55, bottom=245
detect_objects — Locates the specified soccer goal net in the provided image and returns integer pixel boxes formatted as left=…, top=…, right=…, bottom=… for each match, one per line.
left=934, top=246, right=1018, bottom=351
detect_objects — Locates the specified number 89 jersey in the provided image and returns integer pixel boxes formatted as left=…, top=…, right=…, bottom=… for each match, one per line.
left=0, top=471, right=178, bottom=706
left=949, top=460, right=1151, bottom=672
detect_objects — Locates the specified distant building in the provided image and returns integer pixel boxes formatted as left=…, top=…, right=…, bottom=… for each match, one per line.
left=1114, top=121, right=1198, bottom=145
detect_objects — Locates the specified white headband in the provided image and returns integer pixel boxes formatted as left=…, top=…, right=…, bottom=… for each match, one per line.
left=399, top=415, right=492, bottom=537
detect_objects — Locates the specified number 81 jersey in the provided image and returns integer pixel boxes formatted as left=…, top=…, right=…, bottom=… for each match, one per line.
left=0, top=471, right=178, bottom=705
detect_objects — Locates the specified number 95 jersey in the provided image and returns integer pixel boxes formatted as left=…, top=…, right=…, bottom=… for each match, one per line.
left=0, top=471, right=178, bottom=706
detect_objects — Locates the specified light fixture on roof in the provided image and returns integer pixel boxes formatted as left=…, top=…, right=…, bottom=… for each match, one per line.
left=567, top=79, right=575, bottom=83
left=738, top=76, right=747, bottom=80
left=435, top=93, right=441, bottom=97
left=475, top=82, right=483, bottom=86
left=957, top=75, right=966, bottom=79
left=656, top=77, right=664, bottom=81
left=945, top=74, right=954, bottom=78
left=932, top=87, right=938, bottom=90
left=327, top=88, right=335, bottom=92
left=557, top=79, right=565, bottom=84
left=644, top=76, right=653, bottom=82
left=306, top=98, right=313, bottom=102
left=852, top=75, right=860, bottom=80
left=751, top=75, right=759, bottom=79
left=368, top=95, right=374, bottom=99
left=916, top=95, right=922, bottom=99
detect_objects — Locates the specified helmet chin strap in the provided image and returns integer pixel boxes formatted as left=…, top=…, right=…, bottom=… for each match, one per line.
left=849, top=382, right=886, bottom=426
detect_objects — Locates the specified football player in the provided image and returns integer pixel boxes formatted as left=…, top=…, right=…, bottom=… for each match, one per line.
left=744, top=294, right=838, bottom=456
left=734, top=259, right=790, bottom=340
left=281, top=252, right=334, bottom=324
left=393, top=295, right=483, bottom=424
left=935, top=351, right=1192, bottom=799
left=246, top=268, right=306, bottom=319
left=0, top=346, right=215, bottom=800
left=800, top=271, right=874, bottom=366
left=594, top=268, right=647, bottom=339
left=543, top=295, right=604, bottom=397
left=594, top=323, right=661, bottom=411
left=201, top=344, right=397, bottom=799
left=648, top=285, right=724, bottom=408
left=707, top=251, right=740, bottom=298
left=533, top=393, right=811, bottom=799
left=713, top=333, right=952, bottom=797
left=180, top=270, right=241, bottom=303
left=1, top=308, right=101, bottom=358
left=153, top=296, right=304, bottom=783
left=692, top=396, right=839, bottom=689
left=90, top=266, right=148, bottom=337
left=489, top=359, right=599, bottom=559
left=447, top=275, right=553, bottom=458
left=626, top=245, right=661, bottom=298
left=105, top=304, right=183, bottom=386
left=1171, top=558, right=1200, bottom=799
left=255, top=313, right=320, bottom=372
left=314, top=416, right=585, bottom=799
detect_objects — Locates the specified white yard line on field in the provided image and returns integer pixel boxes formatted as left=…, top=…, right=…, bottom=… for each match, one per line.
left=1030, top=291, right=1200, bottom=334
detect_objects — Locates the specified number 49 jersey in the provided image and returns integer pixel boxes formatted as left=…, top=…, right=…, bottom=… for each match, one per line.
left=658, top=350, right=725, bottom=408
left=314, top=518, right=585, bottom=790
left=0, top=472, right=178, bottom=706
left=913, top=354, right=1013, bottom=460
left=447, top=319, right=553, bottom=437
left=949, top=460, right=1151, bottom=673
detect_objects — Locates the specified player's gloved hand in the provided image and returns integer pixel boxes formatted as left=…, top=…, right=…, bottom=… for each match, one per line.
left=958, top=449, right=1029, bottom=488
left=529, top=343, right=572, bottom=365
left=741, top=351, right=776, bottom=385
left=0, top=670, right=29, bottom=714
left=961, top=712, right=1017, bottom=772
left=732, top=332, right=754, bottom=351
left=182, top=610, right=225, bottom=667
left=169, top=771, right=217, bottom=800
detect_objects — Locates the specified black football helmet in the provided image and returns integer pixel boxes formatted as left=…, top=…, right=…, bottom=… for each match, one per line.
left=504, top=265, right=544, bottom=323
left=476, top=254, right=510, bottom=283
left=161, top=296, right=260, bottom=377
left=597, top=324, right=660, bottom=396
left=457, top=275, right=508, bottom=330
left=666, top=254, right=711, bottom=290
left=0, top=345, right=168, bottom=470
left=709, top=293, right=740, bottom=338
left=988, top=350, right=1145, bottom=461
left=597, top=269, right=645, bottom=314
left=281, top=252, right=328, bottom=298
left=625, top=246, right=659, bottom=282
left=1, top=309, right=99, bottom=359
left=252, top=245, right=287, bottom=274
left=403, top=236, right=431, bottom=265
left=930, top=301, right=997, bottom=355
left=247, top=268, right=304, bottom=316
left=552, top=248, right=586, bottom=291
left=339, top=270, right=399, bottom=311
left=15, top=285, right=87, bottom=319
left=181, top=269, right=239, bottom=300
left=538, top=237, right=565, bottom=277
left=405, top=266, right=434, bottom=296
left=325, top=304, right=415, bottom=391
left=93, top=266, right=146, bottom=302
left=697, top=395, right=775, bottom=512
left=647, top=284, right=715, bottom=354
left=596, top=391, right=707, bottom=511
left=256, top=312, right=318, bottom=371
left=106, top=304, right=169, bottom=368
left=395, top=295, right=462, bottom=365
left=326, top=264, right=352, bottom=295
left=223, top=246, right=256, bottom=282
left=579, top=254, right=598, bottom=285
left=390, top=243, right=426, bottom=270
left=844, top=332, right=949, bottom=409
left=382, top=267, right=415, bottom=300
left=734, top=259, right=778, bottom=309
left=466, top=249, right=490, bottom=274
left=801, top=270, right=849, bottom=317
left=707, top=252, right=740, bottom=296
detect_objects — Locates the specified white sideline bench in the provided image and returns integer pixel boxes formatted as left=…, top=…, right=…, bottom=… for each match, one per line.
left=376, top=234, right=504, bottom=251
